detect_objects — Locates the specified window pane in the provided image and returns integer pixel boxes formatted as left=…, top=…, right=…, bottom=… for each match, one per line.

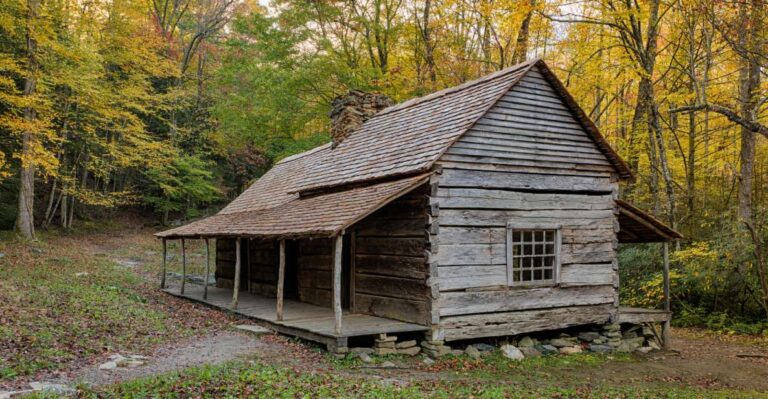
left=522, top=270, right=531, bottom=281
left=509, top=228, right=558, bottom=285
left=523, top=231, right=532, bottom=242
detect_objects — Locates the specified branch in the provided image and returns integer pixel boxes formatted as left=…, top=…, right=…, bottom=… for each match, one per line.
left=669, top=104, right=768, bottom=138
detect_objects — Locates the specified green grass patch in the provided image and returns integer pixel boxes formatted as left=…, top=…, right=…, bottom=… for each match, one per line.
left=47, top=358, right=763, bottom=399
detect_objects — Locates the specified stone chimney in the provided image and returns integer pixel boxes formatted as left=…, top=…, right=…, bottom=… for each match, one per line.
left=329, top=90, right=393, bottom=148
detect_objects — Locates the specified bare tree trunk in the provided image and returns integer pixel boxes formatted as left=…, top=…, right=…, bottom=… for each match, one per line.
left=736, top=0, right=761, bottom=225
left=512, top=0, right=535, bottom=64
left=419, top=0, right=436, bottom=85
left=15, top=0, right=41, bottom=240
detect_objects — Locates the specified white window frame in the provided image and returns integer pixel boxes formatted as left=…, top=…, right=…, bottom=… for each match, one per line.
left=505, top=222, right=562, bottom=287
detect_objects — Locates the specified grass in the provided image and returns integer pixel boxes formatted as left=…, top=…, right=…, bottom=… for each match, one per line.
left=29, top=356, right=762, bottom=399
left=0, top=226, right=229, bottom=382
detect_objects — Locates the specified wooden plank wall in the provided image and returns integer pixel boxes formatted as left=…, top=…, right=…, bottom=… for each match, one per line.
left=297, top=237, right=334, bottom=307
left=215, top=238, right=236, bottom=288
left=352, top=185, right=431, bottom=325
left=434, top=64, right=620, bottom=341
left=248, top=240, right=278, bottom=297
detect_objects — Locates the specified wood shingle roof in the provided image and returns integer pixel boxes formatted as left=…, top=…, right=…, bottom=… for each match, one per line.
left=156, top=173, right=430, bottom=239
left=157, top=59, right=633, bottom=239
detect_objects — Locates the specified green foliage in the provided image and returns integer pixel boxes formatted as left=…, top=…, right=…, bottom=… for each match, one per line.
left=621, top=227, right=768, bottom=333
left=142, top=155, right=220, bottom=220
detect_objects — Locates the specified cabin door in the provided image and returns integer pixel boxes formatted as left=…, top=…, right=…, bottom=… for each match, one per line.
left=341, top=233, right=353, bottom=310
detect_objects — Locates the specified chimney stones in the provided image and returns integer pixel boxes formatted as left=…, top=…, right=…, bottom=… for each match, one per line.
left=329, top=90, right=393, bottom=148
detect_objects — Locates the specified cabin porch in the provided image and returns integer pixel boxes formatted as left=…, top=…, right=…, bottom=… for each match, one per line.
left=616, top=200, right=682, bottom=347
left=162, top=280, right=428, bottom=349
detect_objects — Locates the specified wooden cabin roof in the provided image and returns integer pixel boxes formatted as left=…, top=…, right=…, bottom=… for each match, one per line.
left=157, top=59, right=633, bottom=239
left=155, top=173, right=430, bottom=239
left=617, top=200, right=683, bottom=243
left=295, top=59, right=631, bottom=195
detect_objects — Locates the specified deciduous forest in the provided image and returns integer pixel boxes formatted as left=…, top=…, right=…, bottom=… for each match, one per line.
left=1, top=0, right=766, bottom=333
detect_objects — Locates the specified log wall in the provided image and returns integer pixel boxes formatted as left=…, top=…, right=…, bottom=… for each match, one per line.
left=352, top=185, right=431, bottom=325
left=433, top=65, right=620, bottom=341
left=247, top=240, right=279, bottom=297
left=297, top=237, right=334, bottom=307
left=215, top=238, right=236, bottom=288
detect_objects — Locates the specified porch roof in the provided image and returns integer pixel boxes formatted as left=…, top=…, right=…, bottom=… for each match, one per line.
left=155, top=173, right=430, bottom=240
left=617, top=200, right=683, bottom=243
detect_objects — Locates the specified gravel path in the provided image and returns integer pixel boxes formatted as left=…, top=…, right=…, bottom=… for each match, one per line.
left=51, top=330, right=275, bottom=388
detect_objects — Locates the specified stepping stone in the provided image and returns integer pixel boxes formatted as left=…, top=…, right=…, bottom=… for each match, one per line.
left=235, top=324, right=272, bottom=335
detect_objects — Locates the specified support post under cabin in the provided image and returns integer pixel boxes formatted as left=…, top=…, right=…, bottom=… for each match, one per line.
left=204, top=238, right=210, bottom=300
left=160, top=239, right=167, bottom=289
left=180, top=238, right=186, bottom=295
left=662, top=241, right=671, bottom=349
left=276, top=239, right=286, bottom=321
left=333, top=234, right=343, bottom=335
left=232, top=238, right=242, bottom=309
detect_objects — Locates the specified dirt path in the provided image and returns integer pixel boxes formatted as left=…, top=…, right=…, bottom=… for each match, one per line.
left=50, top=331, right=270, bottom=388
left=586, top=331, right=768, bottom=391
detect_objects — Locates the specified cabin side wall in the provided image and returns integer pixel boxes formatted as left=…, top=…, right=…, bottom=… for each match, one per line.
left=215, top=238, right=236, bottom=288
left=433, top=65, right=620, bottom=341
left=352, top=185, right=431, bottom=325
left=296, top=237, right=334, bottom=307
left=214, top=238, right=278, bottom=295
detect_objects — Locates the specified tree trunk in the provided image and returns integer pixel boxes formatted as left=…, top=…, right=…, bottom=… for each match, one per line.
left=736, top=0, right=761, bottom=225
left=512, top=0, right=535, bottom=64
left=420, top=0, right=436, bottom=85
left=15, top=0, right=41, bottom=240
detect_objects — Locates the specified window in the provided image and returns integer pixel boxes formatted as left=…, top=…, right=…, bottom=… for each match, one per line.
left=506, top=223, right=561, bottom=286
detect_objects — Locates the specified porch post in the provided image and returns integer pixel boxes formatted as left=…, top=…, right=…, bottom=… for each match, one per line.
left=232, top=237, right=242, bottom=309
left=662, top=241, right=671, bottom=349
left=333, top=234, right=343, bottom=335
left=180, top=238, right=186, bottom=295
left=276, top=239, right=286, bottom=321
left=204, top=238, right=210, bottom=300
left=160, top=239, right=167, bottom=289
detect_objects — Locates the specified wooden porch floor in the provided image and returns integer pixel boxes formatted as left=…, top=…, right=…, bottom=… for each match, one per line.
left=163, top=282, right=428, bottom=348
left=618, top=306, right=671, bottom=324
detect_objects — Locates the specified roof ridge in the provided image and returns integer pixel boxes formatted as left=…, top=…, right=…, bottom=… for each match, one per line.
left=375, top=58, right=540, bottom=117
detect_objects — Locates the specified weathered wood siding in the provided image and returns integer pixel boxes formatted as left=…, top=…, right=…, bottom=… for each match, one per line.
left=297, top=238, right=334, bottom=307
left=215, top=238, right=236, bottom=288
left=434, top=65, right=620, bottom=341
left=247, top=240, right=279, bottom=297
left=352, top=185, right=431, bottom=325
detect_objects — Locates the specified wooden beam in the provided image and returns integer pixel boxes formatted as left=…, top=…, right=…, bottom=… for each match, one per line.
left=232, top=238, right=241, bottom=309
left=180, top=238, right=186, bottom=295
left=662, top=241, right=671, bottom=349
left=349, top=232, right=356, bottom=313
left=204, top=238, right=210, bottom=300
left=160, top=239, right=167, bottom=289
left=276, top=239, right=286, bottom=321
left=333, top=234, right=343, bottom=335
left=619, top=208, right=672, bottom=241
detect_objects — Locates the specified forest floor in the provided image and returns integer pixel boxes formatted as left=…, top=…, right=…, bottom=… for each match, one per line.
left=1, top=220, right=768, bottom=398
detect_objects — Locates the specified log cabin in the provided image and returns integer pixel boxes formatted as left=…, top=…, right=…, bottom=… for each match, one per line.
left=156, top=59, right=682, bottom=353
